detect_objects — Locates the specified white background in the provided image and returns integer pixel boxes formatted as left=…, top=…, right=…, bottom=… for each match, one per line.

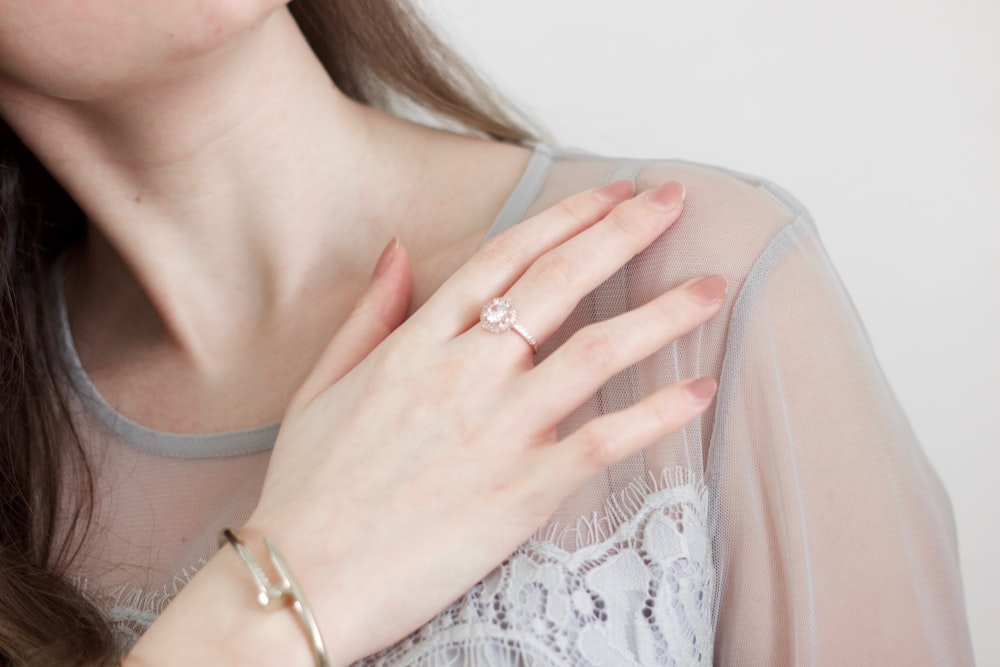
left=424, top=1, right=999, bottom=663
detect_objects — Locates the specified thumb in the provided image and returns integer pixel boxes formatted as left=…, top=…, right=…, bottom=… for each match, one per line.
left=289, top=238, right=411, bottom=411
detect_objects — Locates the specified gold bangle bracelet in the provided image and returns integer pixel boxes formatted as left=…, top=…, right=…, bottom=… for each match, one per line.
left=219, top=528, right=330, bottom=667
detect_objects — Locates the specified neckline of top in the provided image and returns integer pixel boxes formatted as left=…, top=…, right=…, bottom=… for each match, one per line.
left=54, top=143, right=554, bottom=459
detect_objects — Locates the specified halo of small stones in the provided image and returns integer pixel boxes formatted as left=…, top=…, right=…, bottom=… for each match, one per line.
left=480, top=297, right=517, bottom=333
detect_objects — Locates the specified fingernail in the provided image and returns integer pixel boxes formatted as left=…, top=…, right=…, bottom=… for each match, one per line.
left=689, top=275, right=727, bottom=305
left=594, top=179, right=636, bottom=202
left=644, top=181, right=686, bottom=211
left=684, top=377, right=718, bottom=404
left=371, top=237, right=399, bottom=280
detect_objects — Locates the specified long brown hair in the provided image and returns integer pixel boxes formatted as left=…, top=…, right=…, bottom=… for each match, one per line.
left=0, top=2, right=535, bottom=664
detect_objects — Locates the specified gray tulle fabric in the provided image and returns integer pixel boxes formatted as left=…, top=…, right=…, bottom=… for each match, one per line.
left=58, top=145, right=974, bottom=665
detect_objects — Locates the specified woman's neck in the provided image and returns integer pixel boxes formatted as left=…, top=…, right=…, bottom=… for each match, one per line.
left=0, top=9, right=472, bottom=370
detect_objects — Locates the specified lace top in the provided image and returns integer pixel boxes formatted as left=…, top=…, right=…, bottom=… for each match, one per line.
left=58, top=145, right=973, bottom=665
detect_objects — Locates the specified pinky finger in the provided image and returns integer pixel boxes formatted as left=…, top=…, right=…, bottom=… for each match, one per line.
left=545, top=377, right=718, bottom=491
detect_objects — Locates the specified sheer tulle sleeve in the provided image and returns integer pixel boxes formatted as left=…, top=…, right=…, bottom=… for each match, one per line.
left=705, top=204, right=974, bottom=665
left=452, top=151, right=975, bottom=666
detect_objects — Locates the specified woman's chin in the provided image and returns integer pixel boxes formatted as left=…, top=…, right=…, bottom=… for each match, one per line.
left=0, top=0, right=288, bottom=103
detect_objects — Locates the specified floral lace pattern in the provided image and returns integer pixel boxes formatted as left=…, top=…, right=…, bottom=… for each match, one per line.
left=357, top=477, right=714, bottom=666
left=99, top=475, right=714, bottom=665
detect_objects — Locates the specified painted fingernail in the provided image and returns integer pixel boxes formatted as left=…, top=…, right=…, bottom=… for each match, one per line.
left=595, top=179, right=636, bottom=202
left=645, top=181, right=686, bottom=211
left=371, top=237, right=400, bottom=280
left=684, top=377, right=718, bottom=404
left=689, top=275, right=727, bottom=305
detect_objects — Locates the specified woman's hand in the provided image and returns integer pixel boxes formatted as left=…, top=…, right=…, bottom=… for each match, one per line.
left=245, top=179, right=727, bottom=663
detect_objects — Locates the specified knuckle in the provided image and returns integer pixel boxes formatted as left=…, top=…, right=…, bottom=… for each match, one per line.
left=644, top=398, right=681, bottom=434
left=372, top=334, right=415, bottom=375
left=478, top=231, right=523, bottom=269
left=529, top=249, right=576, bottom=291
left=654, top=288, right=716, bottom=335
left=578, top=422, right=619, bottom=468
left=342, top=297, right=376, bottom=329
left=567, top=326, right=618, bottom=372
left=368, top=346, right=401, bottom=384
left=603, top=204, right=644, bottom=240
left=553, top=195, right=594, bottom=227
left=652, top=295, right=686, bottom=329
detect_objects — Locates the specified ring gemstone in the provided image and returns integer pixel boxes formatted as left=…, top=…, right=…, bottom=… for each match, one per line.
left=480, top=297, right=517, bottom=333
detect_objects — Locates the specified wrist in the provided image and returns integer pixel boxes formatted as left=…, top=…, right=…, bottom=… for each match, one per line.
left=126, top=538, right=351, bottom=667
left=219, top=528, right=331, bottom=665
left=237, top=517, right=368, bottom=664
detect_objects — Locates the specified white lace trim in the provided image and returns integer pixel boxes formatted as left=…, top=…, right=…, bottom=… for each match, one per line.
left=94, top=470, right=714, bottom=665
left=358, top=470, right=714, bottom=666
left=75, top=559, right=205, bottom=651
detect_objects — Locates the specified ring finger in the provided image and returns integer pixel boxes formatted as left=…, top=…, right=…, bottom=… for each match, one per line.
left=474, top=181, right=686, bottom=356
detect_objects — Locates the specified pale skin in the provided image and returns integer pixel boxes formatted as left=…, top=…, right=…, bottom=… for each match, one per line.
left=1, top=2, right=725, bottom=665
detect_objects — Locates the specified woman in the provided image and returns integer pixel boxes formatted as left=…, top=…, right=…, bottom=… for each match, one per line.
left=0, top=1, right=973, bottom=665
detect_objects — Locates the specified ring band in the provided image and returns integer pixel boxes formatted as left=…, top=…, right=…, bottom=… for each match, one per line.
left=479, top=297, right=538, bottom=353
